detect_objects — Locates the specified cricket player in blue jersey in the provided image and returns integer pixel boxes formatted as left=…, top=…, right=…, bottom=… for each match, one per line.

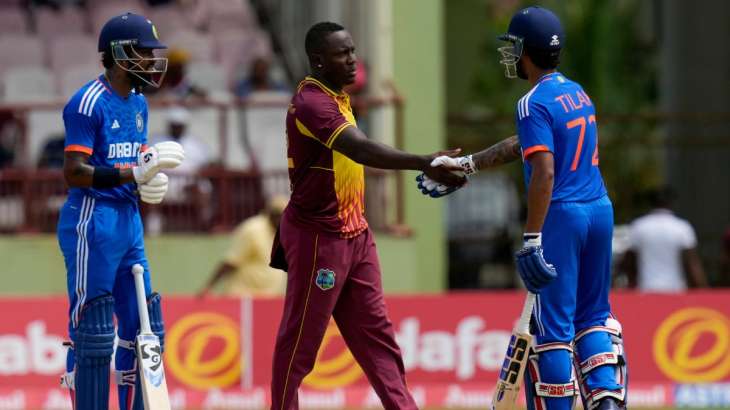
left=57, top=12, right=185, bottom=410
left=417, top=6, right=628, bottom=410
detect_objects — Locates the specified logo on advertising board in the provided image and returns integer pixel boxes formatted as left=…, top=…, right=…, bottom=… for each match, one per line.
left=653, top=307, right=730, bottom=382
left=303, top=321, right=364, bottom=389
left=166, top=312, right=241, bottom=389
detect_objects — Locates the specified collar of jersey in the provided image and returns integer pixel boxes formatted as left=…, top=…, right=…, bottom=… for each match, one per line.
left=303, top=76, right=345, bottom=97
left=537, top=72, right=560, bottom=83
left=98, top=74, right=133, bottom=101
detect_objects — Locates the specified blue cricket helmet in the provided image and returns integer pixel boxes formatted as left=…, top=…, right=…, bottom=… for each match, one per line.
left=98, top=12, right=166, bottom=52
left=98, top=12, right=168, bottom=88
left=497, top=6, right=564, bottom=78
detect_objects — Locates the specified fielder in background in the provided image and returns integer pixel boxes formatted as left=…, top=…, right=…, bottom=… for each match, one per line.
left=417, top=6, right=628, bottom=410
left=57, top=13, right=184, bottom=410
left=268, top=21, right=465, bottom=410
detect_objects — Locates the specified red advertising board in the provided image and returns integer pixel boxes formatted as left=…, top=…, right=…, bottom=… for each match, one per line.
left=1, top=290, right=729, bottom=408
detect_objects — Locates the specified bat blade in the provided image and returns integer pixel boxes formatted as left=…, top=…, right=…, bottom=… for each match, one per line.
left=491, top=292, right=536, bottom=410
left=491, top=332, right=532, bottom=410
left=136, top=333, right=171, bottom=410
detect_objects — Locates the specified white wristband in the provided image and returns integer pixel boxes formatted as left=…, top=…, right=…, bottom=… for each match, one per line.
left=523, top=232, right=542, bottom=247
left=459, top=155, right=477, bottom=175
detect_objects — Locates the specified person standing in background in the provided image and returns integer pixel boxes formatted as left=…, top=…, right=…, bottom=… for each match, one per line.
left=622, top=187, right=708, bottom=291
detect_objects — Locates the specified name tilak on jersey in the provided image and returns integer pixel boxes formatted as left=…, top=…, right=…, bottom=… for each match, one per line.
left=554, top=90, right=593, bottom=113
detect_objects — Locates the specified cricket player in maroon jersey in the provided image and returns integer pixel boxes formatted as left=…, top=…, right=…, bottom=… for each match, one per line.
left=269, top=22, right=465, bottom=410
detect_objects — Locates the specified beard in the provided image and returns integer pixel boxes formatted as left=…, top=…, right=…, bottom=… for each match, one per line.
left=128, top=71, right=150, bottom=92
left=516, top=60, right=528, bottom=80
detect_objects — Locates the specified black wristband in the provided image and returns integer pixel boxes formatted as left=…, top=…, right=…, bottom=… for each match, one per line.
left=92, top=167, right=121, bottom=188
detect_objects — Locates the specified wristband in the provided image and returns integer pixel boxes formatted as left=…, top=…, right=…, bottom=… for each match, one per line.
left=523, top=232, right=542, bottom=247
left=92, top=167, right=121, bottom=189
left=459, top=155, right=477, bottom=175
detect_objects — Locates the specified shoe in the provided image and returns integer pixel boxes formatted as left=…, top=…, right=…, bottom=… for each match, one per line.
left=597, top=398, right=625, bottom=410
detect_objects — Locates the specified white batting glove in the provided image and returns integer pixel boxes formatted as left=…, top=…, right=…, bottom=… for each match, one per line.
left=139, top=172, right=169, bottom=204
left=430, top=155, right=477, bottom=176
left=132, top=141, right=185, bottom=184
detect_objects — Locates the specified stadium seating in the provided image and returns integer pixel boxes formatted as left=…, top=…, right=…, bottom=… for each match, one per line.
left=60, top=63, right=102, bottom=99
left=166, top=29, right=214, bottom=62
left=0, top=34, right=44, bottom=76
left=187, top=61, right=228, bottom=94
left=34, top=6, right=87, bottom=39
left=2, top=66, right=56, bottom=102
left=0, top=7, right=27, bottom=35
left=48, top=35, right=98, bottom=73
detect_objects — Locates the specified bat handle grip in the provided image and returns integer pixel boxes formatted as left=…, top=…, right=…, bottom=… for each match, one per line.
left=132, top=264, right=153, bottom=334
left=517, top=292, right=536, bottom=334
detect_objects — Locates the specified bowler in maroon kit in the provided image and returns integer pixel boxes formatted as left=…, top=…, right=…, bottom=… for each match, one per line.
left=269, top=22, right=465, bottom=410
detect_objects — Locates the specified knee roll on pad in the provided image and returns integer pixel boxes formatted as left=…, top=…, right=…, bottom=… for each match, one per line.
left=148, top=292, right=165, bottom=352
left=574, top=317, right=628, bottom=409
left=524, top=343, right=578, bottom=410
left=75, top=295, right=115, bottom=410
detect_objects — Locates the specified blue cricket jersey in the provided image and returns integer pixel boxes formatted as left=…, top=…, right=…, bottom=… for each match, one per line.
left=516, top=72, right=607, bottom=202
left=62, top=74, right=148, bottom=203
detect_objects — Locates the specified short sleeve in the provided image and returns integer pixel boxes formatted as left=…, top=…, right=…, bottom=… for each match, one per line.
left=679, top=221, right=698, bottom=249
left=295, top=94, right=351, bottom=148
left=224, top=222, right=253, bottom=267
left=518, top=100, right=554, bottom=160
left=63, top=107, right=100, bottom=155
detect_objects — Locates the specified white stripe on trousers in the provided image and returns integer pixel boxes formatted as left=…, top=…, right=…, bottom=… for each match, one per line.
left=72, top=197, right=95, bottom=327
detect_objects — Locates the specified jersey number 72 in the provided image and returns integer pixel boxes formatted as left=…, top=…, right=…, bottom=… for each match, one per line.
left=566, top=114, right=599, bottom=171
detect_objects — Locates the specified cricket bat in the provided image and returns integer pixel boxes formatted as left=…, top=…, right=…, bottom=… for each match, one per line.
left=132, top=264, right=172, bottom=410
left=491, top=292, right=536, bottom=410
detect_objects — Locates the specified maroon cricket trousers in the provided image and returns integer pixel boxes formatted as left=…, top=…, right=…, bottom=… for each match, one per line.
left=270, top=215, right=418, bottom=410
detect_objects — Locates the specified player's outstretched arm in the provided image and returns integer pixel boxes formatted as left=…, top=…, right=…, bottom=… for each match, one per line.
left=414, top=135, right=521, bottom=198
left=63, top=151, right=137, bottom=188
left=331, top=126, right=466, bottom=186
left=471, top=135, right=522, bottom=170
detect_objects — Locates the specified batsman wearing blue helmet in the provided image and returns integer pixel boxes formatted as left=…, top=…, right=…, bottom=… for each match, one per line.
left=417, top=6, right=627, bottom=410
left=57, top=12, right=185, bottom=410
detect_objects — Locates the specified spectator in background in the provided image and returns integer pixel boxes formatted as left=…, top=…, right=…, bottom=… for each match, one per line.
left=234, top=56, right=288, bottom=98
left=0, top=114, right=20, bottom=168
left=146, top=48, right=207, bottom=100
left=37, top=134, right=66, bottom=168
left=147, top=106, right=215, bottom=232
left=621, top=187, right=708, bottom=291
left=197, top=195, right=288, bottom=297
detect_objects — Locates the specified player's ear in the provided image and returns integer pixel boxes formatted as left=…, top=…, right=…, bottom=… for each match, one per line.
left=311, top=54, right=324, bottom=69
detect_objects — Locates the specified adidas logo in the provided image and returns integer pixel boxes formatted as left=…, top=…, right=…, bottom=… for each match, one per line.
left=111, top=120, right=120, bottom=129
left=550, top=35, right=560, bottom=46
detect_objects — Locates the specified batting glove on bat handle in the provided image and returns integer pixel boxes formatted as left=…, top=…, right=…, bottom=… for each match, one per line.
left=515, top=234, right=557, bottom=293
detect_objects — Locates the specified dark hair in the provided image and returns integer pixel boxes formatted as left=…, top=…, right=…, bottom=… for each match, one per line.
left=647, top=186, right=675, bottom=208
left=305, top=21, right=345, bottom=56
left=524, top=46, right=560, bottom=70
left=101, top=48, right=114, bottom=69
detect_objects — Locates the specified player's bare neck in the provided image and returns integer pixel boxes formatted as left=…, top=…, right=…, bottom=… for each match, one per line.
left=105, top=69, right=133, bottom=98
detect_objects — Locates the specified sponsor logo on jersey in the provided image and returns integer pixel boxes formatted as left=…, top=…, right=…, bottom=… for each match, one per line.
left=107, top=142, right=143, bottom=159
left=111, top=119, right=120, bottom=129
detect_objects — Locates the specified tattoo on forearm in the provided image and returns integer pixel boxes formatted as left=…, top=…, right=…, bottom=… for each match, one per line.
left=472, top=135, right=522, bottom=170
